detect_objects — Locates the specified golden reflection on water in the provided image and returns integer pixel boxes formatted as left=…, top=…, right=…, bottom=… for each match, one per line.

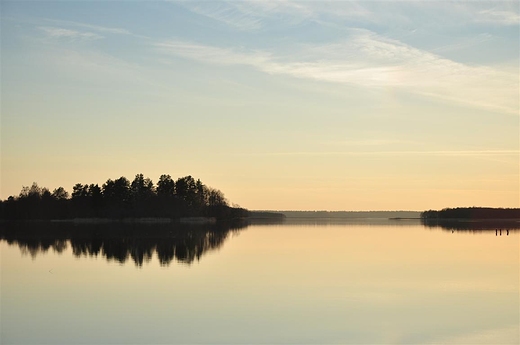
left=1, top=223, right=518, bottom=344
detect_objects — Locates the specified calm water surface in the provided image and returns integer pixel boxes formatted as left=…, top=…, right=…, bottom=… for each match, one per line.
left=1, top=220, right=518, bottom=344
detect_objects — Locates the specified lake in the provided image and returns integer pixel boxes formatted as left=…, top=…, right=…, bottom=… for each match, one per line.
left=1, top=219, right=518, bottom=344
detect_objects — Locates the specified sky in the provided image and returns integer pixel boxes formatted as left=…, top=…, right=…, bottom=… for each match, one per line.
left=1, top=0, right=519, bottom=211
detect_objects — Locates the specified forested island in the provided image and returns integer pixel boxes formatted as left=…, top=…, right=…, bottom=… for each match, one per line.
left=421, top=207, right=520, bottom=231
left=421, top=207, right=520, bottom=220
left=0, top=174, right=248, bottom=221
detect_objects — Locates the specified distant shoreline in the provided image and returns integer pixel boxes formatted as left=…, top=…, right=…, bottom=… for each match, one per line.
left=421, top=207, right=520, bottom=221
left=259, top=210, right=421, bottom=219
left=389, top=217, right=421, bottom=220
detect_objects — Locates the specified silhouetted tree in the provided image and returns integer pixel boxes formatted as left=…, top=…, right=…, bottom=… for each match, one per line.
left=72, top=183, right=89, bottom=199
left=156, top=174, right=176, bottom=217
left=157, top=174, right=175, bottom=197
left=175, top=176, right=199, bottom=215
left=17, top=183, right=43, bottom=219
left=103, top=177, right=131, bottom=218
left=205, top=187, right=227, bottom=207
left=52, top=187, right=69, bottom=200
left=130, top=174, right=155, bottom=216
left=89, top=184, right=103, bottom=216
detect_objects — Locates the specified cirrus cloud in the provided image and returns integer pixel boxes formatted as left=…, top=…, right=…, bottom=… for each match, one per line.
left=155, top=29, right=518, bottom=115
left=39, top=26, right=103, bottom=40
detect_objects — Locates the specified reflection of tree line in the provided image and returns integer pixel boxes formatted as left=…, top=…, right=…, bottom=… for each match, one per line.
left=250, top=215, right=520, bottom=232
left=421, top=218, right=520, bottom=233
left=0, top=221, right=247, bottom=266
left=249, top=217, right=422, bottom=227
left=420, top=207, right=520, bottom=233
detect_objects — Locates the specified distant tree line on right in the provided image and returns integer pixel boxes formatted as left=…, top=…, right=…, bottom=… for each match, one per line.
left=421, top=207, right=520, bottom=220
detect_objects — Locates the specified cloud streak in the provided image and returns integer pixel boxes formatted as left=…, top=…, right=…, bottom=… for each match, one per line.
left=182, top=1, right=519, bottom=31
left=181, top=2, right=263, bottom=31
left=44, top=19, right=132, bottom=35
left=155, top=30, right=519, bottom=115
left=477, top=7, right=520, bottom=25
left=247, top=150, right=520, bottom=157
left=179, top=0, right=312, bottom=31
left=39, top=26, right=103, bottom=40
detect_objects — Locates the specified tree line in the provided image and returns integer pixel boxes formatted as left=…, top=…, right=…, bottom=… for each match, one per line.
left=0, top=174, right=248, bottom=220
left=421, top=207, right=520, bottom=220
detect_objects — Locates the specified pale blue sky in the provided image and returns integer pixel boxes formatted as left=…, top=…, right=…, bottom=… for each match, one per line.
left=1, top=1, right=519, bottom=210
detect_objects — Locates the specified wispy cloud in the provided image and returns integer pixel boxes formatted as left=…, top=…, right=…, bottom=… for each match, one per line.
left=251, top=150, right=520, bottom=157
left=326, top=139, right=416, bottom=147
left=181, top=2, right=263, bottom=31
left=181, top=1, right=519, bottom=32
left=39, top=26, right=103, bottom=40
left=155, top=40, right=272, bottom=66
left=44, top=19, right=132, bottom=35
left=179, top=0, right=312, bottom=31
left=477, top=8, right=520, bottom=25
left=399, top=2, right=519, bottom=27
left=321, top=1, right=520, bottom=27
left=155, top=30, right=519, bottom=115
left=430, top=33, right=493, bottom=53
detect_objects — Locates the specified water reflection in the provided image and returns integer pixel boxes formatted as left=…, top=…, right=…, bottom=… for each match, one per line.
left=0, top=221, right=247, bottom=266
left=2, top=220, right=518, bottom=344
left=421, top=218, right=520, bottom=233
left=2, top=218, right=518, bottom=267
left=251, top=216, right=421, bottom=226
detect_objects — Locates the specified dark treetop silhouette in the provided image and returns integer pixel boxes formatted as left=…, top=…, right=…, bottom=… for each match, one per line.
left=0, top=174, right=248, bottom=221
